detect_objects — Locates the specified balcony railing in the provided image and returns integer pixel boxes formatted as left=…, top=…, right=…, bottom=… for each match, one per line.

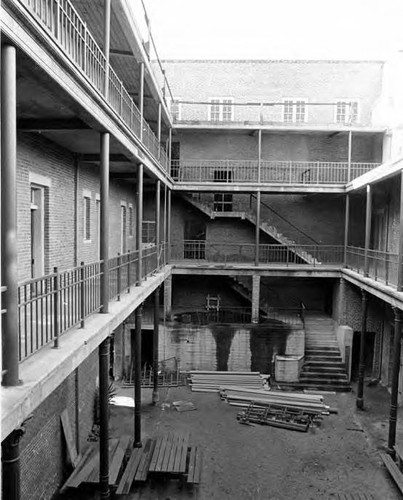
left=171, top=241, right=344, bottom=266
left=17, top=244, right=165, bottom=362
left=346, top=246, right=400, bottom=288
left=171, top=160, right=379, bottom=185
left=19, top=0, right=168, bottom=171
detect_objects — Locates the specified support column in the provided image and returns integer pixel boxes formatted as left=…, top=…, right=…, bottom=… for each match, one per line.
left=136, top=164, right=143, bottom=285
left=2, top=428, right=25, bottom=500
left=163, top=185, right=167, bottom=264
left=397, top=172, right=403, bottom=291
left=134, top=304, right=143, bottom=447
left=164, top=276, right=172, bottom=319
left=99, top=337, right=110, bottom=499
left=103, top=0, right=111, bottom=98
left=100, top=133, right=110, bottom=313
left=168, top=128, right=172, bottom=176
left=167, top=189, right=172, bottom=262
left=1, top=45, right=19, bottom=386
left=155, top=181, right=161, bottom=268
left=157, top=103, right=162, bottom=160
left=255, top=191, right=261, bottom=266
left=388, top=308, right=402, bottom=455
left=152, top=287, right=160, bottom=404
left=257, top=129, right=262, bottom=184
left=251, top=275, right=260, bottom=324
left=364, top=185, right=372, bottom=277
left=343, top=194, right=350, bottom=266
left=139, top=62, right=144, bottom=141
left=347, top=130, right=352, bottom=182
left=356, top=290, right=368, bottom=410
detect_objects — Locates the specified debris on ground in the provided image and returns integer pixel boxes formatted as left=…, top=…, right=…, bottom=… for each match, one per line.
left=188, top=370, right=263, bottom=392
left=172, top=400, right=197, bottom=412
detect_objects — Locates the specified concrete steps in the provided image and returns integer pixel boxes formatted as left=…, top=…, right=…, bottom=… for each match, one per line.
left=298, top=312, right=351, bottom=392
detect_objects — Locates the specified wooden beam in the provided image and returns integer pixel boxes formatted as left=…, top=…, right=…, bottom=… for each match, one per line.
left=18, top=118, right=90, bottom=130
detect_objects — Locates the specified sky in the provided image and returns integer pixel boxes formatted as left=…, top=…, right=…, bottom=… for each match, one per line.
left=129, top=0, right=403, bottom=61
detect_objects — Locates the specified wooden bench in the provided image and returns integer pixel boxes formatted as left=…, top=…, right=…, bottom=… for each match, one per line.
left=148, top=432, right=189, bottom=476
left=186, top=446, right=202, bottom=485
left=381, top=453, right=403, bottom=494
left=116, top=439, right=155, bottom=495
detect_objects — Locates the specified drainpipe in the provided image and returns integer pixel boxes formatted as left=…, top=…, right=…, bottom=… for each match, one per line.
left=99, top=337, right=110, bottom=499
left=387, top=308, right=402, bottom=455
left=1, top=44, right=19, bottom=386
left=2, top=427, right=26, bottom=500
left=356, top=290, right=368, bottom=410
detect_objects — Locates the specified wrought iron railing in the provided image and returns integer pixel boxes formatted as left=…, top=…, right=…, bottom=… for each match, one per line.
left=346, top=246, right=399, bottom=287
left=19, top=0, right=168, bottom=171
left=171, top=160, right=379, bottom=184
left=171, top=241, right=344, bottom=266
left=17, top=244, right=165, bottom=362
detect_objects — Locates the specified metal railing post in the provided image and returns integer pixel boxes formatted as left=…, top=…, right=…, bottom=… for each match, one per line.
left=80, top=261, right=85, bottom=328
left=53, top=267, right=59, bottom=349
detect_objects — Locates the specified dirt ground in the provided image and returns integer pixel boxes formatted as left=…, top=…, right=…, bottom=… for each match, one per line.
left=103, top=381, right=403, bottom=500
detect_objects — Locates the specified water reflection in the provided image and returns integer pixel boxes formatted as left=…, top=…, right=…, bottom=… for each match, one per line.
left=159, top=320, right=295, bottom=374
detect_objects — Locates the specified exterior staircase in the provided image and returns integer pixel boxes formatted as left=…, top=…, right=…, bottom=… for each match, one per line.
left=299, top=312, right=351, bottom=392
left=182, top=194, right=319, bottom=264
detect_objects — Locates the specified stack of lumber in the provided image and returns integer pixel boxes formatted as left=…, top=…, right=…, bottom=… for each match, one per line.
left=188, top=371, right=263, bottom=393
left=220, top=386, right=333, bottom=415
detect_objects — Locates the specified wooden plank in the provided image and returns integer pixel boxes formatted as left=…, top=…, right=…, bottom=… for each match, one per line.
left=68, top=451, right=99, bottom=488
left=161, top=433, right=174, bottom=472
left=167, top=433, right=180, bottom=472
left=178, top=433, right=190, bottom=473
left=381, top=453, right=403, bottom=494
left=60, top=409, right=79, bottom=468
left=86, top=439, right=119, bottom=483
left=155, top=434, right=169, bottom=472
left=60, top=447, right=94, bottom=492
left=148, top=435, right=164, bottom=472
left=116, top=448, right=143, bottom=495
left=110, top=435, right=131, bottom=485
left=192, top=448, right=202, bottom=484
left=187, top=447, right=196, bottom=483
left=135, top=439, right=155, bottom=482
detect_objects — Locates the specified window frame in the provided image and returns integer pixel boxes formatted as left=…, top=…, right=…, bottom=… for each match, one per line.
left=334, top=99, right=359, bottom=124
left=83, top=190, right=92, bottom=243
left=282, top=98, right=308, bottom=123
left=208, top=97, right=234, bottom=122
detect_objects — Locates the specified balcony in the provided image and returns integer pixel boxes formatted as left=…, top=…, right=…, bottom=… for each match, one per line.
left=15, top=0, right=168, bottom=171
left=171, top=160, right=380, bottom=185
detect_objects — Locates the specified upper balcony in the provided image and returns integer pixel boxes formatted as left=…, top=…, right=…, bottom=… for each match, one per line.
left=4, top=0, right=171, bottom=174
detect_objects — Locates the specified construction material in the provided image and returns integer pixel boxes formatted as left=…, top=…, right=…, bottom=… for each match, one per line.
left=172, top=401, right=197, bottom=412
left=187, top=446, right=202, bottom=485
left=189, top=371, right=263, bottom=393
left=149, top=432, right=189, bottom=475
left=237, top=403, right=312, bottom=432
left=381, top=453, right=403, bottom=495
left=60, top=409, right=79, bottom=468
left=116, top=439, right=155, bottom=494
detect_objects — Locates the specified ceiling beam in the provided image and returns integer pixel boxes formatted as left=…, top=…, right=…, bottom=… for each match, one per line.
left=110, top=49, right=137, bottom=58
left=18, top=118, right=91, bottom=130
left=82, top=154, right=132, bottom=163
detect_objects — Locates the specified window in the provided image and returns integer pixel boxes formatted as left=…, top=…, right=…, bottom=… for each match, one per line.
left=171, top=98, right=181, bottom=121
left=84, top=196, right=91, bottom=241
left=129, top=205, right=134, bottom=237
left=121, top=205, right=127, bottom=254
left=283, top=99, right=307, bottom=123
left=209, top=98, right=234, bottom=121
left=335, top=101, right=358, bottom=124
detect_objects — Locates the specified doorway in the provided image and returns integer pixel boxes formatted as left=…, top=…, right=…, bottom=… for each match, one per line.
left=214, top=169, right=233, bottom=211
left=184, top=220, right=206, bottom=259
left=31, top=185, right=46, bottom=278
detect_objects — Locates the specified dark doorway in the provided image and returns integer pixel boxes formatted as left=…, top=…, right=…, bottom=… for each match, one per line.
left=171, top=141, right=180, bottom=180
left=351, top=330, right=376, bottom=381
left=130, top=329, right=153, bottom=370
left=184, top=220, right=206, bottom=259
left=214, top=169, right=233, bottom=211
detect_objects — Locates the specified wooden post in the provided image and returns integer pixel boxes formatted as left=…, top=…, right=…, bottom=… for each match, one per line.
left=99, top=337, right=110, bottom=499
left=136, top=164, right=143, bottom=285
left=397, top=172, right=403, bottom=291
left=134, top=305, right=143, bottom=447
left=356, top=290, right=368, bottom=410
left=1, top=44, right=19, bottom=386
left=387, top=308, right=402, bottom=455
left=100, top=133, right=110, bottom=312
left=364, top=185, right=372, bottom=277
left=152, top=287, right=160, bottom=404
left=343, top=194, right=350, bottom=266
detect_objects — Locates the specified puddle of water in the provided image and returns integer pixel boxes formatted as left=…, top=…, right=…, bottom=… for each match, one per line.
left=158, top=321, right=298, bottom=374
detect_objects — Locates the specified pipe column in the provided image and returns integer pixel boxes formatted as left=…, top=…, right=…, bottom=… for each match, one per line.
left=136, top=164, right=143, bottom=284
left=99, top=337, right=110, bottom=499
left=356, top=290, right=368, bottom=409
left=152, top=287, right=160, bottom=404
left=134, top=304, right=143, bottom=447
left=100, top=133, right=110, bottom=313
left=2, top=428, right=25, bottom=500
left=387, top=308, right=402, bottom=455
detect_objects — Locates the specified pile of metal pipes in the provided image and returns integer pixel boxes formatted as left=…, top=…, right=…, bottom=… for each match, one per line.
left=188, top=371, right=263, bottom=393
left=220, top=386, right=334, bottom=416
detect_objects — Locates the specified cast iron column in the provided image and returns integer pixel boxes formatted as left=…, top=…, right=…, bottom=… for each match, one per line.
left=155, top=180, right=161, bottom=268
left=99, top=337, right=110, bottom=498
left=387, top=308, right=402, bottom=455
left=103, top=0, right=111, bottom=97
left=364, top=185, right=372, bottom=278
left=343, top=194, right=350, bottom=266
left=397, top=172, right=403, bottom=291
left=356, top=290, right=368, bottom=409
left=134, top=304, right=143, bottom=447
left=255, top=191, right=261, bottom=267
left=2, top=428, right=25, bottom=500
left=347, top=130, right=352, bottom=182
left=167, top=189, right=172, bottom=262
left=157, top=103, right=162, bottom=160
left=152, top=287, right=160, bottom=404
left=136, top=164, right=143, bottom=285
left=1, top=44, right=19, bottom=386
left=139, top=62, right=144, bottom=141
left=163, top=184, right=167, bottom=264
left=100, top=133, right=110, bottom=313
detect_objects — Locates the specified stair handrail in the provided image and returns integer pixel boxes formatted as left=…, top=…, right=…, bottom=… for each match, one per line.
left=250, top=194, right=320, bottom=245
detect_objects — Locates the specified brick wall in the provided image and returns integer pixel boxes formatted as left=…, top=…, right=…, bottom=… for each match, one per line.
left=19, top=349, right=98, bottom=500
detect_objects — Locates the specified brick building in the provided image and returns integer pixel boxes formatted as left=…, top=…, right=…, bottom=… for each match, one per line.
left=2, top=1, right=403, bottom=499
